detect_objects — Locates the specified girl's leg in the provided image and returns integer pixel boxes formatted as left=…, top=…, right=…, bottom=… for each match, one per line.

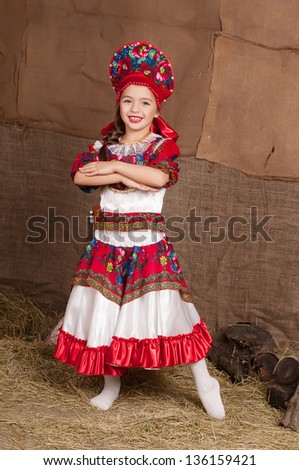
left=189, top=359, right=225, bottom=420
left=90, top=375, right=121, bottom=411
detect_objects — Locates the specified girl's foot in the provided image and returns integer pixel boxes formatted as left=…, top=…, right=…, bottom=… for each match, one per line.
left=197, top=377, right=225, bottom=420
left=189, top=359, right=226, bottom=420
left=90, top=375, right=121, bottom=411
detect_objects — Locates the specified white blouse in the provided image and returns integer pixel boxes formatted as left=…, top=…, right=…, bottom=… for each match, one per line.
left=94, top=134, right=167, bottom=247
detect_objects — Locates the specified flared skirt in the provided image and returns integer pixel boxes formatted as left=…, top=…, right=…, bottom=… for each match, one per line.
left=54, top=237, right=212, bottom=375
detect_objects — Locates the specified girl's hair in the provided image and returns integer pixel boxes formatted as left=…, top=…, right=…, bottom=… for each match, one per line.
left=98, top=105, right=125, bottom=160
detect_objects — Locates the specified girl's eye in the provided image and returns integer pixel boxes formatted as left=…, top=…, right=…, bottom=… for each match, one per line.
left=142, top=101, right=150, bottom=106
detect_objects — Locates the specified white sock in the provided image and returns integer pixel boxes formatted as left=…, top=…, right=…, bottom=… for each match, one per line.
left=189, top=359, right=225, bottom=420
left=90, top=375, right=121, bottom=411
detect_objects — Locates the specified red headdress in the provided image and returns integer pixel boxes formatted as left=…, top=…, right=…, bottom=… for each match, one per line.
left=100, top=41, right=178, bottom=142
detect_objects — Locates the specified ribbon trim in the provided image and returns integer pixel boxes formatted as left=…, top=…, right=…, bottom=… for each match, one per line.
left=54, top=321, right=212, bottom=376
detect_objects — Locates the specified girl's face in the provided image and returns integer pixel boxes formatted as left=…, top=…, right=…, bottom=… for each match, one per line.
left=119, top=85, right=159, bottom=137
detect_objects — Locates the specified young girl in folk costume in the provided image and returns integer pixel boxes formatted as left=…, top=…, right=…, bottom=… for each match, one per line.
left=54, top=41, right=225, bottom=420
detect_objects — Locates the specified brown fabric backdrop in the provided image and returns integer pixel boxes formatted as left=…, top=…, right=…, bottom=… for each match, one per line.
left=221, top=0, right=299, bottom=48
left=0, top=0, right=26, bottom=120
left=0, top=0, right=220, bottom=155
left=197, top=0, right=299, bottom=179
left=196, top=35, right=299, bottom=180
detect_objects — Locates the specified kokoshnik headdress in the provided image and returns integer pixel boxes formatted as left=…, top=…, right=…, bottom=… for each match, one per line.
left=100, top=41, right=178, bottom=142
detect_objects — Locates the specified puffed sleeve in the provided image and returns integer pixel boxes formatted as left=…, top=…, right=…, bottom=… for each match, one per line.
left=71, top=142, right=103, bottom=193
left=149, top=138, right=180, bottom=188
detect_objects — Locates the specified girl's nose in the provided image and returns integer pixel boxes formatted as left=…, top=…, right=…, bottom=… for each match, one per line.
left=130, top=101, right=140, bottom=113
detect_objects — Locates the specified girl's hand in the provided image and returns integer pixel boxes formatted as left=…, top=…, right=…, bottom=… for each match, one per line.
left=79, top=161, right=116, bottom=176
left=121, top=176, right=159, bottom=192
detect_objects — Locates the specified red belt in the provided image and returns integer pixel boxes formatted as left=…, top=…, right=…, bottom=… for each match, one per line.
left=94, top=211, right=167, bottom=232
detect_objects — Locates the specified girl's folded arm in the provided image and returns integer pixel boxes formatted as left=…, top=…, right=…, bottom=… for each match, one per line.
left=113, top=161, right=169, bottom=188
left=73, top=172, right=122, bottom=187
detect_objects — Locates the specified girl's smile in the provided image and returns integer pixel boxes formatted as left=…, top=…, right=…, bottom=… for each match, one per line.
left=128, top=115, right=143, bottom=123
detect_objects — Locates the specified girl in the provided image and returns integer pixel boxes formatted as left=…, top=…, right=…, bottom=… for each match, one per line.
left=54, top=41, right=225, bottom=420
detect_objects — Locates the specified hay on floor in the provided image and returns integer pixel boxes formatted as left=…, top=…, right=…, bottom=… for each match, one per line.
left=1, top=290, right=298, bottom=450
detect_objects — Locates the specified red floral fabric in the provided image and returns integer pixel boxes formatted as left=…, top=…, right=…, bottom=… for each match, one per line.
left=72, top=237, right=192, bottom=305
left=110, top=42, right=175, bottom=109
left=71, top=149, right=101, bottom=193
left=71, top=135, right=180, bottom=193
left=148, top=138, right=180, bottom=188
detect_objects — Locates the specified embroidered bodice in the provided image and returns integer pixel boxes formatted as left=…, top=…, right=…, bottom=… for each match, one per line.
left=71, top=132, right=180, bottom=212
left=71, top=132, right=180, bottom=245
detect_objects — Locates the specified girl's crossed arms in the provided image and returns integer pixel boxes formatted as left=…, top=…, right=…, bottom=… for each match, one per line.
left=75, top=159, right=168, bottom=191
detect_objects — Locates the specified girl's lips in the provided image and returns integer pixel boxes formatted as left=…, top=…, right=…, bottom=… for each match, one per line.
left=128, top=116, right=143, bottom=123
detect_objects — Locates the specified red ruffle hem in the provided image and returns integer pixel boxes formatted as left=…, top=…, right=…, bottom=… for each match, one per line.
left=54, top=320, right=212, bottom=376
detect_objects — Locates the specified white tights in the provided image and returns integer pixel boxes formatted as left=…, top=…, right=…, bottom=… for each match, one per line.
left=189, top=359, right=225, bottom=420
left=90, top=375, right=121, bottom=411
left=90, top=359, right=225, bottom=419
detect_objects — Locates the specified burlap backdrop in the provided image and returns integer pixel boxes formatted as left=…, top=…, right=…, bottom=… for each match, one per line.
left=197, top=0, right=299, bottom=179
left=0, top=0, right=220, bottom=154
left=1, top=0, right=298, bottom=346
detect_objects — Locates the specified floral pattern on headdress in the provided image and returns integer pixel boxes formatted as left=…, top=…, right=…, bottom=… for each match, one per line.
left=110, top=41, right=175, bottom=107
